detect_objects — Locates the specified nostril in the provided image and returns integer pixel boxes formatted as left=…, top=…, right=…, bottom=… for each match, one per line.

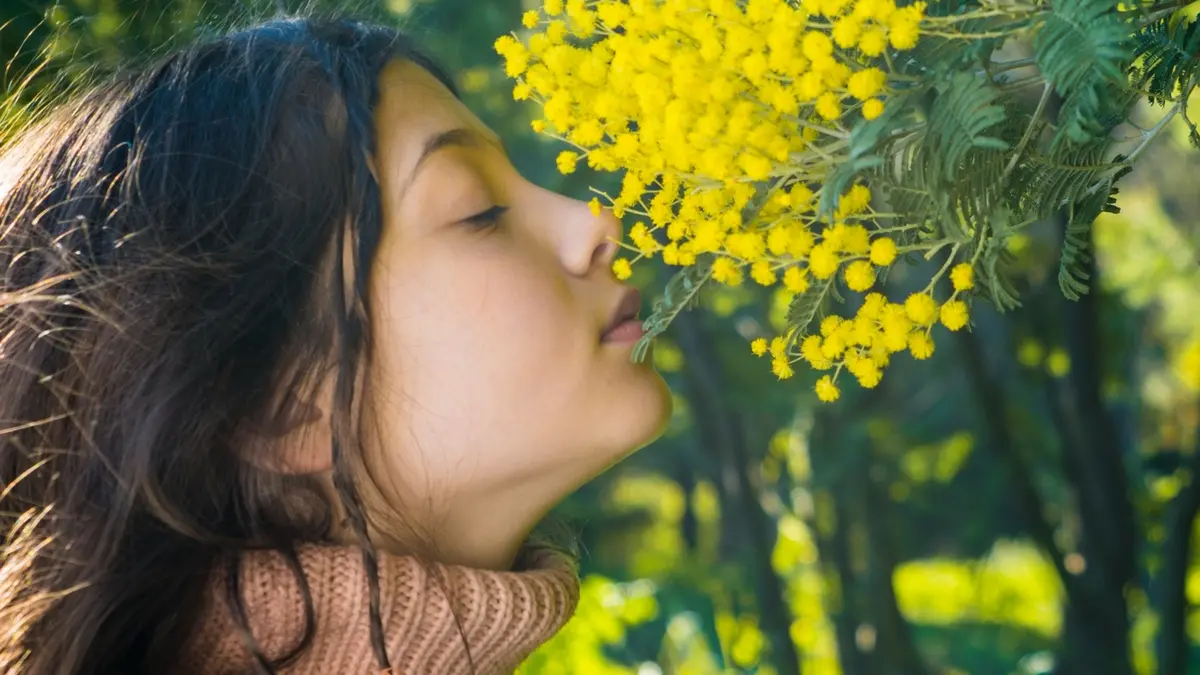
left=591, top=238, right=618, bottom=270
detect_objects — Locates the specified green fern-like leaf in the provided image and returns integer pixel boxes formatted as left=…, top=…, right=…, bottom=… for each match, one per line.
left=1035, top=0, right=1130, bottom=92
left=979, top=241, right=1023, bottom=311
left=1133, top=18, right=1200, bottom=104
left=892, top=0, right=1030, bottom=77
left=1056, top=82, right=1111, bottom=145
left=632, top=260, right=712, bottom=363
left=1058, top=212, right=1093, bottom=300
left=969, top=207, right=1024, bottom=311
left=817, top=154, right=885, bottom=220
left=1056, top=172, right=1125, bottom=300
left=1050, top=79, right=1139, bottom=149
left=1034, top=0, right=1131, bottom=147
left=871, top=102, right=1012, bottom=245
left=875, top=145, right=940, bottom=232
left=787, top=275, right=835, bottom=338
left=1018, top=141, right=1111, bottom=219
left=815, top=89, right=924, bottom=220
left=925, top=72, right=1009, bottom=183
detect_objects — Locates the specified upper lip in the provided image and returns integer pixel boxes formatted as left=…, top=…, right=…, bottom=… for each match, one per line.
left=602, top=288, right=642, bottom=337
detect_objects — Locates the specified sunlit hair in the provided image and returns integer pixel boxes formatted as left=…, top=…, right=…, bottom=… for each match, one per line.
left=0, top=15, right=455, bottom=674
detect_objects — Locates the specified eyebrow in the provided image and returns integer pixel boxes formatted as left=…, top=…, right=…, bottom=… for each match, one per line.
left=409, top=127, right=507, bottom=181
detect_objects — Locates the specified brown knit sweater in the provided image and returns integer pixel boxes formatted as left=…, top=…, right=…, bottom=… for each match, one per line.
left=177, top=544, right=580, bottom=674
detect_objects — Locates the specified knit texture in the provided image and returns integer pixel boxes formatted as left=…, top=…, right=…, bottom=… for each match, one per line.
left=177, top=544, right=580, bottom=674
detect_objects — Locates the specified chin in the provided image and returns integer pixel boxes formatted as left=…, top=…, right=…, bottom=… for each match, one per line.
left=615, top=361, right=674, bottom=452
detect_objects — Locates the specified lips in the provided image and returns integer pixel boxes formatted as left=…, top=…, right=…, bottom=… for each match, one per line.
left=601, top=288, right=645, bottom=343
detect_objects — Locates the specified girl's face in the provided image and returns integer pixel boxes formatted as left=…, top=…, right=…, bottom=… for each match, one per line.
left=345, top=60, right=670, bottom=567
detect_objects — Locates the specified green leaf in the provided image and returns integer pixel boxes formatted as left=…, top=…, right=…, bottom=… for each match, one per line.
left=1169, top=0, right=1200, bottom=32
left=1050, top=78, right=1139, bottom=149
left=786, top=275, right=835, bottom=337
left=1035, top=0, right=1132, bottom=146
left=924, top=72, right=1008, bottom=184
left=1035, top=0, right=1130, bottom=92
left=1058, top=215, right=1092, bottom=300
left=978, top=237, right=1023, bottom=311
left=1018, top=141, right=1111, bottom=219
left=1133, top=18, right=1200, bottom=105
left=632, top=261, right=712, bottom=363
left=816, top=90, right=923, bottom=220
left=816, top=154, right=884, bottom=220
left=1056, top=175, right=1122, bottom=300
left=892, top=0, right=1026, bottom=79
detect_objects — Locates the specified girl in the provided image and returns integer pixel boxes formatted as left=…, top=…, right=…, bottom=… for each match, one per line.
left=0, top=15, right=670, bottom=675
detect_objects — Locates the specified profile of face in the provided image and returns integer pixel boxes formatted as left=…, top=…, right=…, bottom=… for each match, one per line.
left=288, top=60, right=671, bottom=569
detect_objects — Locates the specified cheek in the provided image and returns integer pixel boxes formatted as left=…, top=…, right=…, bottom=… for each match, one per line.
left=367, top=236, right=591, bottom=474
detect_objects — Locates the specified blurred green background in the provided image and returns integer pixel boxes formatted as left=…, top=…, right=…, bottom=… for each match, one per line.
left=2, top=1, right=1200, bottom=673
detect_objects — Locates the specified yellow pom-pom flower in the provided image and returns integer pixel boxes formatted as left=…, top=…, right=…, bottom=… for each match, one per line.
left=950, top=263, right=975, bottom=291
left=847, top=67, right=886, bottom=101
left=908, top=332, right=935, bottom=359
left=832, top=17, right=862, bottom=48
left=939, top=299, right=969, bottom=331
left=904, top=293, right=937, bottom=326
left=612, top=258, right=632, bottom=280
left=712, top=257, right=745, bottom=286
left=556, top=151, right=579, bottom=174
left=858, top=27, right=888, bottom=56
left=862, top=98, right=885, bottom=120
left=870, top=237, right=897, bottom=266
left=809, top=243, right=840, bottom=279
left=889, top=20, right=920, bottom=49
left=751, top=261, right=778, bottom=286
left=773, top=357, right=796, bottom=379
left=751, top=338, right=768, bottom=356
left=783, top=266, right=811, bottom=293
left=815, top=375, right=841, bottom=402
left=844, top=260, right=876, bottom=291
left=815, top=92, right=842, bottom=121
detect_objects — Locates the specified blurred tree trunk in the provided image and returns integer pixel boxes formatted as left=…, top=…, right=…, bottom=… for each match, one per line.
left=812, top=409, right=867, bottom=675
left=1014, top=218, right=1137, bottom=675
left=809, top=392, right=923, bottom=675
left=960, top=305, right=1138, bottom=675
left=1048, top=245, right=1136, bottom=675
left=958, top=329, right=1071, bottom=579
left=862, top=454, right=926, bottom=675
left=1156, top=432, right=1200, bottom=675
left=672, top=311, right=801, bottom=675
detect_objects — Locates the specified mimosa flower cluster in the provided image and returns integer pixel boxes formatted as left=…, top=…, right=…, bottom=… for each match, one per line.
left=496, top=0, right=978, bottom=403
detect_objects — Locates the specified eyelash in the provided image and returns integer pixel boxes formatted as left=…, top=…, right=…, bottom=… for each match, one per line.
left=464, top=205, right=509, bottom=230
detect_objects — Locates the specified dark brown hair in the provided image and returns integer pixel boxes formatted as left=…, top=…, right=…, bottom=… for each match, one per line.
left=0, top=15, right=455, bottom=675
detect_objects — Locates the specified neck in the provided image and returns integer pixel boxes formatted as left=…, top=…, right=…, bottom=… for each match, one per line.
left=336, top=481, right=568, bottom=572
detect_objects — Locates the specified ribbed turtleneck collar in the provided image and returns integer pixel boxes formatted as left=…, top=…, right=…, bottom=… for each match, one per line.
left=177, top=543, right=580, bottom=674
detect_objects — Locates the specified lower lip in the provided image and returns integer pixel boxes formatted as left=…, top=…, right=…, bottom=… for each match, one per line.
left=602, top=319, right=645, bottom=344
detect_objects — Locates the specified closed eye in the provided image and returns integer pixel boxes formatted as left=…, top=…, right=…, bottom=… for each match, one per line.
left=462, top=204, right=509, bottom=230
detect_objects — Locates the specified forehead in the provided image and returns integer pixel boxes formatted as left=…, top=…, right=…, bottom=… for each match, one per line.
left=373, top=60, right=490, bottom=172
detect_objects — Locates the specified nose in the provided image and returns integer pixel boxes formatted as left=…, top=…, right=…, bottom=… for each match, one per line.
left=545, top=190, right=623, bottom=278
